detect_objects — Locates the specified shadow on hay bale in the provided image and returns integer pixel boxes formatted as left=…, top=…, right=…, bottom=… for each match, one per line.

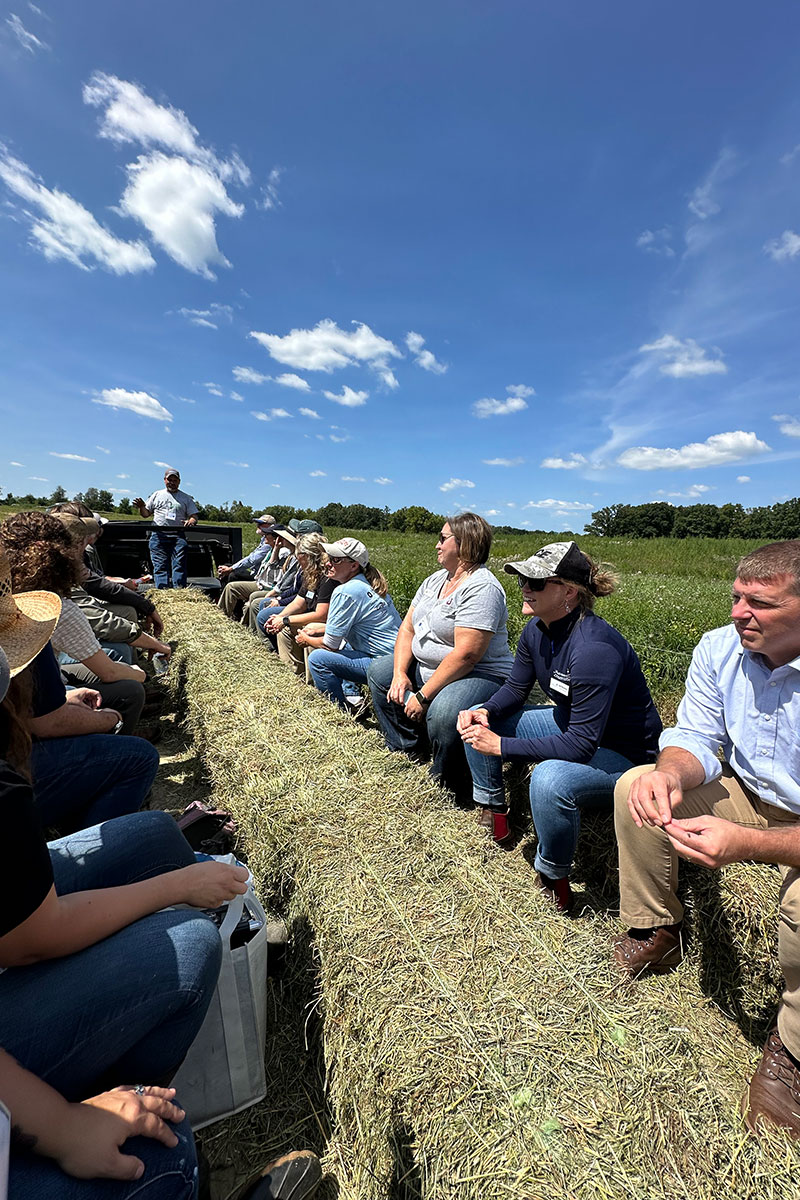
left=155, top=590, right=800, bottom=1200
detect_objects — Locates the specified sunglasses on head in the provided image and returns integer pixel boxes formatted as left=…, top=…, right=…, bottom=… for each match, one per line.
left=517, top=575, right=554, bottom=592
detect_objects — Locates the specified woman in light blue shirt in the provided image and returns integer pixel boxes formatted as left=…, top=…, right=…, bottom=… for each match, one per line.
left=299, top=537, right=401, bottom=708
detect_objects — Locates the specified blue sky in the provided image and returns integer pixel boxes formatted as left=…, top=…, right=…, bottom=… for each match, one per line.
left=2, top=0, right=799, bottom=530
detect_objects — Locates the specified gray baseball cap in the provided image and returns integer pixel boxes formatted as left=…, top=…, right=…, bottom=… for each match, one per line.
left=504, top=541, right=591, bottom=587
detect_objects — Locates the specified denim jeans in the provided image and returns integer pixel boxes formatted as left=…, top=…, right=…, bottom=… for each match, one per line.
left=307, top=647, right=372, bottom=707
left=148, top=530, right=188, bottom=589
left=31, top=734, right=160, bottom=833
left=367, top=654, right=505, bottom=801
left=255, top=603, right=284, bottom=649
left=464, top=705, right=635, bottom=879
left=2, top=811, right=221, bottom=1200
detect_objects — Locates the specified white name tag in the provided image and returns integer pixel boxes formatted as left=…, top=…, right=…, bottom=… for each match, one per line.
left=550, top=676, right=570, bottom=696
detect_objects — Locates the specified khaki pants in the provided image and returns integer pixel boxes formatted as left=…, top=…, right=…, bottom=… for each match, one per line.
left=219, top=581, right=259, bottom=621
left=615, top=764, right=800, bottom=1055
left=277, top=626, right=306, bottom=677
left=244, top=590, right=273, bottom=633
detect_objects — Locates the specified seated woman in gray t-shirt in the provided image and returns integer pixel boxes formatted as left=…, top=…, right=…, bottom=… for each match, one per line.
left=367, top=513, right=513, bottom=802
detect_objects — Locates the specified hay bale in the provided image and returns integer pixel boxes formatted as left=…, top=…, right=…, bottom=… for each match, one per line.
left=157, top=591, right=799, bottom=1200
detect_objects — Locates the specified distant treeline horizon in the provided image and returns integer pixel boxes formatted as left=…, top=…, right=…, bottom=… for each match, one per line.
left=3, top=484, right=800, bottom=541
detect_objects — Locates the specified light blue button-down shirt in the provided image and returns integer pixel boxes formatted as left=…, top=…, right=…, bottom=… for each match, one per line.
left=660, top=623, right=800, bottom=814
left=231, top=537, right=272, bottom=574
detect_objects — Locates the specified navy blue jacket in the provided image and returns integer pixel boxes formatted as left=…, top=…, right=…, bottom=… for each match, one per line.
left=484, top=609, right=661, bottom=765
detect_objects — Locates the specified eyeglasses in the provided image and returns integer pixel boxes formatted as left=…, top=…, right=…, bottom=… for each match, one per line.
left=518, top=576, right=554, bottom=592
left=437, top=532, right=456, bottom=544
left=327, top=556, right=347, bottom=564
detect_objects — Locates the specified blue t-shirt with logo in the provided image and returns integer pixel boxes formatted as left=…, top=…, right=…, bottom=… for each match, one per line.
left=323, top=576, right=401, bottom=657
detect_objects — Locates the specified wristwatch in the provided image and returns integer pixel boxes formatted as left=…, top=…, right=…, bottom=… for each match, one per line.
left=414, top=690, right=430, bottom=707
left=282, top=616, right=292, bottom=629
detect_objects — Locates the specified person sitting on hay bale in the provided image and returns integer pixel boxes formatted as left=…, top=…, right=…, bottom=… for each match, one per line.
left=367, top=513, right=514, bottom=802
left=301, top=538, right=401, bottom=709
left=261, top=533, right=339, bottom=677
left=217, top=512, right=277, bottom=589
left=49, top=500, right=165, bottom=637
left=458, top=541, right=661, bottom=908
left=613, top=539, right=800, bottom=1138
left=0, top=594, right=322, bottom=1199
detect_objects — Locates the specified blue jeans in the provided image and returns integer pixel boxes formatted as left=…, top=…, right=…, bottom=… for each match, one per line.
left=2, top=811, right=221, bottom=1199
left=148, top=530, right=188, bottom=589
left=367, top=654, right=505, bottom=801
left=255, top=603, right=284, bottom=649
left=32, top=734, right=160, bottom=833
left=308, top=647, right=372, bottom=707
left=464, top=705, right=635, bottom=879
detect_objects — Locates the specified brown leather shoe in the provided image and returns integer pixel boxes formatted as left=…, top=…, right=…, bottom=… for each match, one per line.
left=476, top=806, right=514, bottom=846
left=613, top=924, right=682, bottom=978
left=534, top=872, right=573, bottom=914
left=745, top=1027, right=800, bottom=1137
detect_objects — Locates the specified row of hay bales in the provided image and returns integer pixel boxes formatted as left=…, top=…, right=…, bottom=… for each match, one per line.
left=158, top=591, right=797, bottom=1200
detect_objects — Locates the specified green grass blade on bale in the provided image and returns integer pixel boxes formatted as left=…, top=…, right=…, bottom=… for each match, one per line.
left=155, top=591, right=800, bottom=1200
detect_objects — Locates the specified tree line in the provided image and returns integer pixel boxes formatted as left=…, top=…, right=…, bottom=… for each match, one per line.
left=586, top=499, right=800, bottom=540
left=5, top=483, right=800, bottom=541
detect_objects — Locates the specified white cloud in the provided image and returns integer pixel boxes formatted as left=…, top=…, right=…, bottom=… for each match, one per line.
left=112, top=487, right=132, bottom=494
left=473, top=395, right=527, bottom=418
left=260, top=166, right=283, bottom=210
left=224, top=460, right=249, bottom=468
left=233, top=366, right=269, bottom=384
left=737, top=475, right=751, bottom=483
left=636, top=227, right=675, bottom=257
left=29, top=475, right=48, bottom=482
left=329, top=432, right=350, bottom=443
left=309, top=470, right=326, bottom=477
left=118, top=152, right=244, bottom=279
left=473, top=384, right=534, bottom=418
left=49, top=451, right=95, bottom=462
left=688, top=147, right=737, bottom=220
left=6, top=12, right=48, bottom=52
left=373, top=476, right=392, bottom=485
left=341, top=475, right=366, bottom=482
left=179, top=396, right=195, bottom=404
left=639, top=334, right=727, bottom=378
left=405, top=330, right=447, bottom=374
left=657, top=483, right=713, bottom=499
left=483, top=457, right=524, bottom=467
left=94, top=388, right=173, bottom=422
left=250, top=319, right=402, bottom=381
left=323, top=386, right=369, bottom=407
left=618, top=430, right=770, bottom=470
left=177, top=303, right=233, bottom=329
left=230, top=391, right=243, bottom=402
left=764, top=231, right=800, bottom=263
left=541, top=453, right=588, bottom=470
left=0, top=147, right=155, bottom=274
left=95, top=445, right=110, bottom=454
left=773, top=414, right=800, bottom=438
left=251, top=408, right=291, bottom=422
left=440, top=478, right=475, bottom=492
left=117, top=473, right=129, bottom=479
left=274, top=373, right=311, bottom=391
left=154, top=460, right=171, bottom=468
left=271, top=483, right=280, bottom=488
left=299, top=407, right=320, bottom=419
left=203, top=382, right=224, bottom=397
left=485, top=509, right=501, bottom=517
left=9, top=461, right=23, bottom=467
left=83, top=73, right=249, bottom=185
left=522, top=498, right=594, bottom=511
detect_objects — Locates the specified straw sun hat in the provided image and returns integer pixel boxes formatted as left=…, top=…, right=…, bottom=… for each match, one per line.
left=0, top=545, right=62, bottom=677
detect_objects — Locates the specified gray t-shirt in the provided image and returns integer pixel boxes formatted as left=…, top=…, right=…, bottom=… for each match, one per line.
left=410, top=566, right=514, bottom=683
left=145, top=488, right=198, bottom=527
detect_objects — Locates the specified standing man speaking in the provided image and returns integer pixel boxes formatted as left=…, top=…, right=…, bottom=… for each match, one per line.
left=134, top=467, right=198, bottom=589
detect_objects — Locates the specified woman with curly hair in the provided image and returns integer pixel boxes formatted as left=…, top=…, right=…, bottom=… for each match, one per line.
left=263, top=533, right=339, bottom=677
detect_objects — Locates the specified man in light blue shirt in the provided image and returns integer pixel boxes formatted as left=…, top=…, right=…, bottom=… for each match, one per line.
left=133, top=467, right=198, bottom=588
left=613, top=540, right=800, bottom=1138
left=218, top=514, right=276, bottom=585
